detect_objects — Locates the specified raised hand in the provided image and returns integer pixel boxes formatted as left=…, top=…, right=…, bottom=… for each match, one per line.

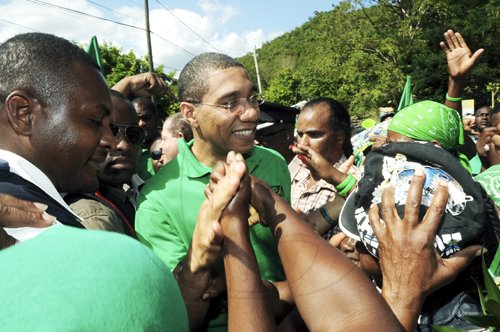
left=177, top=152, right=248, bottom=329
left=191, top=155, right=245, bottom=273
left=440, top=29, right=484, bottom=80
left=215, top=152, right=276, bottom=332
left=112, top=72, right=176, bottom=99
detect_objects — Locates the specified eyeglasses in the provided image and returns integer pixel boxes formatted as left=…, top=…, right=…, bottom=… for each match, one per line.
left=109, top=123, right=146, bottom=147
left=191, top=93, right=264, bottom=114
left=150, top=148, right=163, bottom=160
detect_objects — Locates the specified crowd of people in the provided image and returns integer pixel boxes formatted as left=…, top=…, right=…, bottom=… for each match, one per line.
left=0, top=28, right=498, bottom=332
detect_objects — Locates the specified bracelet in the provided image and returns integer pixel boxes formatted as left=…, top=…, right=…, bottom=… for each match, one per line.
left=319, top=205, right=337, bottom=226
left=335, top=174, right=356, bottom=198
left=446, top=93, right=463, bottom=102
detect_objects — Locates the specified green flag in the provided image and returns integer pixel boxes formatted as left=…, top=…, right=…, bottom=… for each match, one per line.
left=85, top=36, right=102, bottom=70
left=397, top=75, right=413, bottom=112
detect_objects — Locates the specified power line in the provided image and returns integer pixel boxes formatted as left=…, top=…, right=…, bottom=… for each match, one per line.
left=127, top=0, right=144, bottom=7
left=26, top=0, right=145, bottom=31
left=87, top=0, right=115, bottom=13
left=0, top=6, right=183, bottom=72
left=73, top=0, right=194, bottom=57
left=24, top=0, right=195, bottom=57
left=89, top=0, right=200, bottom=49
left=0, top=18, right=40, bottom=32
left=150, top=31, right=195, bottom=56
left=155, top=0, right=221, bottom=53
left=87, top=1, right=143, bottom=23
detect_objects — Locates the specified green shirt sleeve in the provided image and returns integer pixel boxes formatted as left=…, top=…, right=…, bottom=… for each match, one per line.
left=135, top=189, right=188, bottom=272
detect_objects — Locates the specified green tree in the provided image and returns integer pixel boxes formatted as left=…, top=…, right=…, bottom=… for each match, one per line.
left=264, top=69, right=303, bottom=105
left=238, top=0, right=498, bottom=120
left=89, top=42, right=178, bottom=118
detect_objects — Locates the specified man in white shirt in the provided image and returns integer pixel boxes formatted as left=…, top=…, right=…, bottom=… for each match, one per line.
left=0, top=32, right=116, bottom=242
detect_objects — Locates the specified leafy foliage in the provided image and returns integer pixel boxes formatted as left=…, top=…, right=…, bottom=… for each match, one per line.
left=238, top=0, right=499, bottom=119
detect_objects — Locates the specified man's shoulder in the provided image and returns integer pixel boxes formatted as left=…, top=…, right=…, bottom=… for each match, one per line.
left=142, top=159, right=184, bottom=194
left=0, top=169, right=33, bottom=190
left=67, top=194, right=115, bottom=218
left=0, top=166, right=83, bottom=228
left=252, top=145, right=287, bottom=168
left=68, top=195, right=127, bottom=233
left=249, top=146, right=291, bottom=201
left=0, top=172, right=49, bottom=207
left=252, top=145, right=287, bottom=162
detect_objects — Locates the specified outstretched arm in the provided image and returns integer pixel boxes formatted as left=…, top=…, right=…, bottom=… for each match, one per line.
left=440, top=29, right=484, bottom=111
left=303, top=194, right=345, bottom=235
left=174, top=171, right=230, bottom=330
left=369, top=168, right=482, bottom=331
left=251, top=177, right=403, bottom=331
left=211, top=152, right=276, bottom=331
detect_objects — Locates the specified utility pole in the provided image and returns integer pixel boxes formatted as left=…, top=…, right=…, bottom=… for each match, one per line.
left=144, top=0, right=154, bottom=72
left=144, top=0, right=155, bottom=103
left=253, top=46, right=262, bottom=94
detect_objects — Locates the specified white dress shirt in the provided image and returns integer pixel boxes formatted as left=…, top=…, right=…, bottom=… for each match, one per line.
left=0, top=149, right=81, bottom=241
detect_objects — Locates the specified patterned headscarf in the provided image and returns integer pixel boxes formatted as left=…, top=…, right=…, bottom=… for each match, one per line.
left=388, top=100, right=470, bottom=172
left=388, top=100, right=464, bottom=150
left=475, top=165, right=500, bottom=209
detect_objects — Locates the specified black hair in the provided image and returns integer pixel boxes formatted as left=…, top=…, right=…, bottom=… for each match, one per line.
left=178, top=52, right=244, bottom=103
left=132, top=97, right=158, bottom=115
left=474, top=105, right=493, bottom=117
left=0, top=33, right=99, bottom=109
left=303, top=97, right=353, bottom=157
left=110, top=89, right=136, bottom=118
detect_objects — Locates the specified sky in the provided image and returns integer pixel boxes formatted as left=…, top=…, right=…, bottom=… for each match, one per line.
left=0, top=0, right=339, bottom=74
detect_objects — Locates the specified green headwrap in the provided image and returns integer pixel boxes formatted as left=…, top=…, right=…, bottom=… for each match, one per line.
left=475, top=164, right=500, bottom=209
left=388, top=100, right=470, bottom=172
left=388, top=100, right=464, bottom=149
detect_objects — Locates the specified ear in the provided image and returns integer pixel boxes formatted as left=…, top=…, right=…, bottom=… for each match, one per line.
left=180, top=102, right=198, bottom=129
left=177, top=132, right=184, bottom=138
left=4, top=91, right=41, bottom=136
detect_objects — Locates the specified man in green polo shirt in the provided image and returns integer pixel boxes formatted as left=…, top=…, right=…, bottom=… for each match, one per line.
left=135, top=52, right=290, bottom=331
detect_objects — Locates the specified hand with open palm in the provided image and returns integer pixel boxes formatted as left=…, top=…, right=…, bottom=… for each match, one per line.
left=440, top=29, right=484, bottom=80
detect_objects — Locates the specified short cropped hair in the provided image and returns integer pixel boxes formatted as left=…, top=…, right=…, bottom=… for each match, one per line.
left=178, top=52, right=244, bottom=102
left=0, top=33, right=99, bottom=109
left=303, top=97, right=352, bottom=157
left=475, top=105, right=492, bottom=115
left=132, top=97, right=158, bottom=115
left=167, top=112, right=193, bottom=142
left=111, top=89, right=136, bottom=111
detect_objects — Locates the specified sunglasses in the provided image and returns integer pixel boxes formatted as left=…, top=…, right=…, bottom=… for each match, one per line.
left=150, top=148, right=163, bottom=160
left=109, top=123, right=146, bottom=147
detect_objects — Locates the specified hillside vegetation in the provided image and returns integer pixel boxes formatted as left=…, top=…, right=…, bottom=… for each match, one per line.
left=237, top=0, right=499, bottom=118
